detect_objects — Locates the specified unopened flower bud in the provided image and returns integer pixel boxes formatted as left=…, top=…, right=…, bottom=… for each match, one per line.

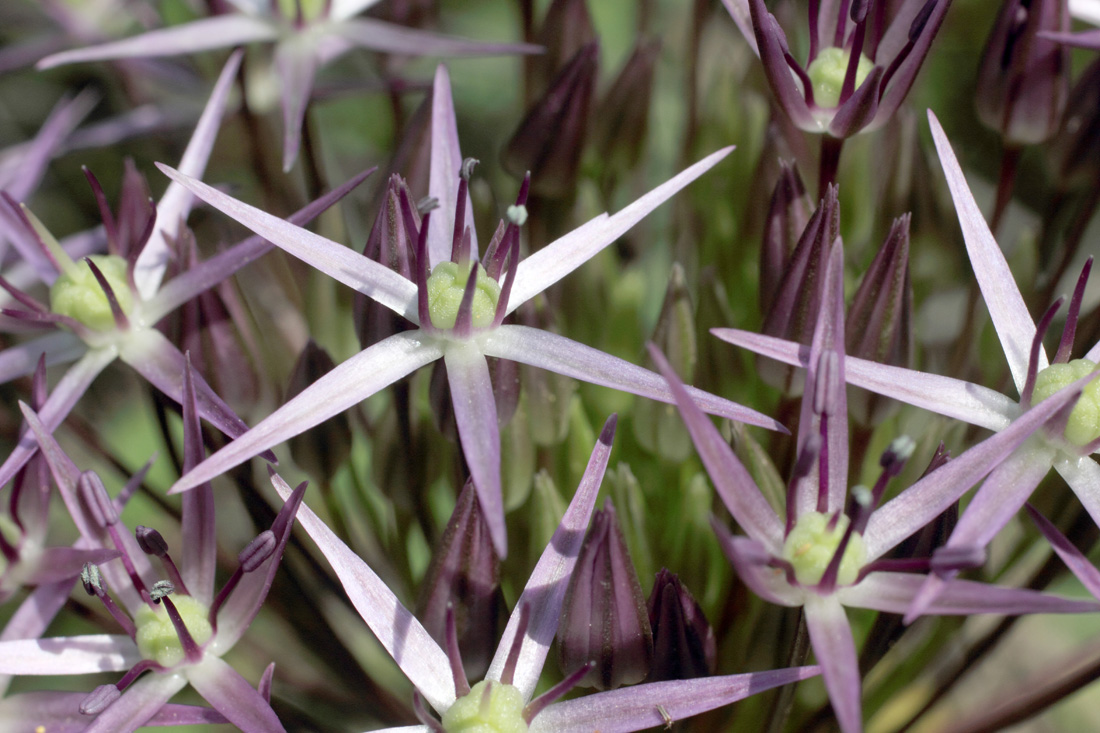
left=758, top=186, right=840, bottom=395
left=503, top=42, right=599, bottom=199
left=285, top=340, right=352, bottom=484
left=846, top=215, right=913, bottom=425
left=417, top=480, right=504, bottom=679
left=533, top=0, right=596, bottom=91
left=977, top=0, right=1070, bottom=145
left=557, top=498, right=653, bottom=690
left=646, top=569, right=716, bottom=682
left=760, top=161, right=812, bottom=314
left=356, top=176, right=417, bottom=348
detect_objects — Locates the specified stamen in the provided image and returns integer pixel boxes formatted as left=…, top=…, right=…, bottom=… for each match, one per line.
left=81, top=563, right=137, bottom=639
left=1021, top=297, right=1065, bottom=407
left=416, top=210, right=434, bottom=329
left=412, top=691, right=445, bottom=733
left=1055, top=258, right=1093, bottom=364
left=159, top=593, right=205, bottom=664
left=523, top=660, right=595, bottom=723
left=490, top=209, right=524, bottom=329
left=819, top=487, right=871, bottom=592
left=839, top=21, right=868, bottom=105
left=808, top=0, right=821, bottom=59
left=78, top=471, right=152, bottom=605
left=136, top=526, right=190, bottom=597
left=82, top=257, right=130, bottom=331
left=500, top=603, right=531, bottom=686
left=866, top=435, right=915, bottom=510
left=445, top=603, right=471, bottom=697
left=209, top=530, right=276, bottom=626
left=416, top=196, right=440, bottom=216
left=878, top=0, right=934, bottom=96
left=834, top=0, right=850, bottom=47
left=80, top=684, right=121, bottom=715
left=452, top=262, right=482, bottom=338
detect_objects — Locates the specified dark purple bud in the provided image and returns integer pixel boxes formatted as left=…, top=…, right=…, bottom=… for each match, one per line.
left=557, top=498, right=653, bottom=690
left=417, top=480, right=504, bottom=679
left=646, top=569, right=716, bottom=682
left=285, top=340, right=352, bottom=485
left=758, top=186, right=839, bottom=395
left=240, top=530, right=277, bottom=572
left=976, top=0, right=1070, bottom=145
left=503, top=42, right=600, bottom=199
left=135, top=526, right=169, bottom=557
left=78, top=471, right=118, bottom=527
left=635, top=264, right=696, bottom=461
left=80, top=684, right=121, bottom=715
left=846, top=215, right=913, bottom=425
left=592, top=40, right=660, bottom=195
left=532, top=0, right=597, bottom=92
left=760, top=161, right=812, bottom=313
left=356, top=176, right=417, bottom=348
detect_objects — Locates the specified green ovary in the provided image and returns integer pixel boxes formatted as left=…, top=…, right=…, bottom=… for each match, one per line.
left=806, top=47, right=874, bottom=108
left=50, top=254, right=133, bottom=331
left=426, top=262, right=502, bottom=330
left=782, top=511, right=867, bottom=587
left=442, top=681, right=528, bottom=733
left=135, top=595, right=213, bottom=667
left=1032, top=359, right=1100, bottom=447
left=276, top=0, right=326, bottom=21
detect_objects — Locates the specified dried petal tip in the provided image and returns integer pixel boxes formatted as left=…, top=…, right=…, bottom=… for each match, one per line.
left=136, top=526, right=169, bottom=556
left=80, top=684, right=121, bottom=715
left=240, top=530, right=277, bottom=572
left=646, top=569, right=716, bottom=682
left=557, top=498, right=653, bottom=689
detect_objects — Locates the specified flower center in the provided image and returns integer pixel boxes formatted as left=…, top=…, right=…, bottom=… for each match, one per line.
left=1032, top=359, right=1100, bottom=447
left=276, top=0, right=327, bottom=22
left=782, top=511, right=867, bottom=587
left=134, top=595, right=213, bottom=667
left=805, top=47, right=874, bottom=108
left=441, top=680, right=528, bottom=733
left=50, top=254, right=133, bottom=331
left=426, top=262, right=502, bottom=331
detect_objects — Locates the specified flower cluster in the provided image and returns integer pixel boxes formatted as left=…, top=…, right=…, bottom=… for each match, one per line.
left=1, top=1, right=1100, bottom=732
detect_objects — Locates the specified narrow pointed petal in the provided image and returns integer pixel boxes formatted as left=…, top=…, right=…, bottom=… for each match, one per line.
left=0, top=331, right=85, bottom=385
left=712, top=329, right=1017, bottom=432
left=746, top=0, right=818, bottom=131
left=181, top=357, right=217, bottom=605
left=1054, top=455, right=1100, bottom=528
left=155, top=164, right=419, bottom=321
left=721, top=0, right=759, bottom=56
left=804, top=595, right=862, bottom=733
left=135, top=51, right=243, bottom=297
left=120, top=329, right=260, bottom=449
left=0, top=581, right=73, bottom=695
left=187, top=656, right=286, bottom=733
left=481, top=325, right=783, bottom=429
left=147, top=167, right=375, bottom=323
left=828, top=67, right=883, bottom=138
left=270, top=477, right=456, bottom=713
left=864, top=393, right=1073, bottom=560
left=339, top=19, right=542, bottom=56
left=427, top=66, right=476, bottom=267
left=0, top=347, right=114, bottom=494
left=1026, top=505, right=1100, bottom=600
left=841, top=571, right=1100, bottom=615
left=0, top=635, right=138, bottom=674
left=172, top=332, right=441, bottom=494
left=486, top=416, right=617, bottom=701
left=82, top=674, right=189, bottom=733
left=37, top=16, right=279, bottom=69
left=444, top=344, right=505, bottom=557
left=928, top=110, right=1039, bottom=391
left=6, top=91, right=97, bottom=202
left=509, top=147, right=734, bottom=313
left=871, top=0, right=952, bottom=129
left=528, top=666, right=821, bottom=732
left=0, top=691, right=226, bottom=733
left=273, top=39, right=320, bottom=173
left=647, top=344, right=785, bottom=550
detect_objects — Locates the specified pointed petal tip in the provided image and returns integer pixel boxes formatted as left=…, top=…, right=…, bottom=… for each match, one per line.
left=598, top=414, right=619, bottom=446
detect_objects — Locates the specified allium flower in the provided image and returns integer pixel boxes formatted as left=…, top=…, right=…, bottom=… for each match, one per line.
left=0, top=51, right=372, bottom=493
left=38, top=0, right=539, bottom=170
left=655, top=236, right=1100, bottom=733
left=0, top=364, right=306, bottom=731
left=724, top=0, right=951, bottom=139
left=160, top=64, right=781, bottom=558
left=269, top=415, right=821, bottom=732
left=713, top=110, right=1100, bottom=622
